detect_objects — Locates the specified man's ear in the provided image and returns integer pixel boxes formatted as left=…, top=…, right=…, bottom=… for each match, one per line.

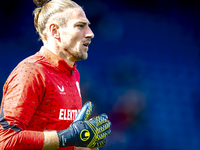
left=49, top=23, right=60, bottom=39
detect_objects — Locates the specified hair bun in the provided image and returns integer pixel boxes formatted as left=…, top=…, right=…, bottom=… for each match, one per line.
left=33, top=0, right=48, bottom=7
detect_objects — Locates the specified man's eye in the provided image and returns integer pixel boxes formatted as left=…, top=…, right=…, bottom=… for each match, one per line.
left=77, top=25, right=84, bottom=28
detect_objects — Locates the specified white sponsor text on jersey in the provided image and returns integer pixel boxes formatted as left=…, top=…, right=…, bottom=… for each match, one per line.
left=59, top=109, right=80, bottom=120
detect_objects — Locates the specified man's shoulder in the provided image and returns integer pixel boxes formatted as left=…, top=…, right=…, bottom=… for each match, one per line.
left=20, top=52, right=43, bottom=65
left=8, top=52, right=47, bottom=78
left=16, top=52, right=48, bottom=70
left=4, top=52, right=47, bottom=90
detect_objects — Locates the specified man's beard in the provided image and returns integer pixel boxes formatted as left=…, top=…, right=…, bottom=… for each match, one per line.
left=68, top=48, right=88, bottom=61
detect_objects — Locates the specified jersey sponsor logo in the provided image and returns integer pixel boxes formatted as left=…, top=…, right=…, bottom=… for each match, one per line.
left=76, top=81, right=81, bottom=98
left=59, top=109, right=80, bottom=120
left=80, top=129, right=90, bottom=141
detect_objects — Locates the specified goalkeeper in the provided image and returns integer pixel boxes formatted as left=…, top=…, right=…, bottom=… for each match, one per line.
left=0, top=0, right=111, bottom=149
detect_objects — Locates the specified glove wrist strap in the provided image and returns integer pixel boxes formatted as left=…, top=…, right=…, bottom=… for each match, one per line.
left=57, top=127, right=76, bottom=148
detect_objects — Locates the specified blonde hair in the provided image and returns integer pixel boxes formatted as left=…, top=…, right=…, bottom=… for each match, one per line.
left=33, top=0, right=81, bottom=40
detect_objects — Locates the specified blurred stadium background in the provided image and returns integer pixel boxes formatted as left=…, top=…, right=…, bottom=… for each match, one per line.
left=0, top=0, right=200, bottom=150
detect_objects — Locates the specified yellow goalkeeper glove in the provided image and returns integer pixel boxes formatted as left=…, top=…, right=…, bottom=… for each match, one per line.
left=57, top=101, right=111, bottom=149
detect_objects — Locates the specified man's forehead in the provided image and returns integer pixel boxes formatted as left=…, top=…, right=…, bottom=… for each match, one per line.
left=66, top=8, right=90, bottom=24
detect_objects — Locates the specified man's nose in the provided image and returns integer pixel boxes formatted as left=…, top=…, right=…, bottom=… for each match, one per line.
left=86, top=26, right=94, bottom=39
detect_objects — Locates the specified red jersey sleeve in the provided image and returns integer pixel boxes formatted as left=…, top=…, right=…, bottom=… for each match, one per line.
left=0, top=61, right=45, bottom=149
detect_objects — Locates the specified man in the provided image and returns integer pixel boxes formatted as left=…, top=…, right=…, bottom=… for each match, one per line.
left=0, top=0, right=111, bottom=149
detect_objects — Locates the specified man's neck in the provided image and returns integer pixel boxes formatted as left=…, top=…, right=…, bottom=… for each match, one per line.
left=43, top=42, right=75, bottom=68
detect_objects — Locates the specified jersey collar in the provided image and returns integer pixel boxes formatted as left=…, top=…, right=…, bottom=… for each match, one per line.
left=39, top=46, right=77, bottom=74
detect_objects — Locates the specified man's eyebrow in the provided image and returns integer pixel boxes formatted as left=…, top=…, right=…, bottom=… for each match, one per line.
left=76, top=21, right=91, bottom=25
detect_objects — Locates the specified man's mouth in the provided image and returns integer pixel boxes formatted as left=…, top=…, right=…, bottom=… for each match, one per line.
left=83, top=43, right=89, bottom=47
left=83, top=41, right=91, bottom=47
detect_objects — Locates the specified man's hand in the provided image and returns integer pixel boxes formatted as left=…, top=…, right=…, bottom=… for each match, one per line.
left=57, top=102, right=111, bottom=149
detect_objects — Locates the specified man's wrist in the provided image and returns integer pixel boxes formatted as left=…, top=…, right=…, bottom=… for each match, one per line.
left=42, top=130, right=59, bottom=150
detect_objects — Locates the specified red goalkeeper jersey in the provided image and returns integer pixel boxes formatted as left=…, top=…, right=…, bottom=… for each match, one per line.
left=0, top=47, right=82, bottom=150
